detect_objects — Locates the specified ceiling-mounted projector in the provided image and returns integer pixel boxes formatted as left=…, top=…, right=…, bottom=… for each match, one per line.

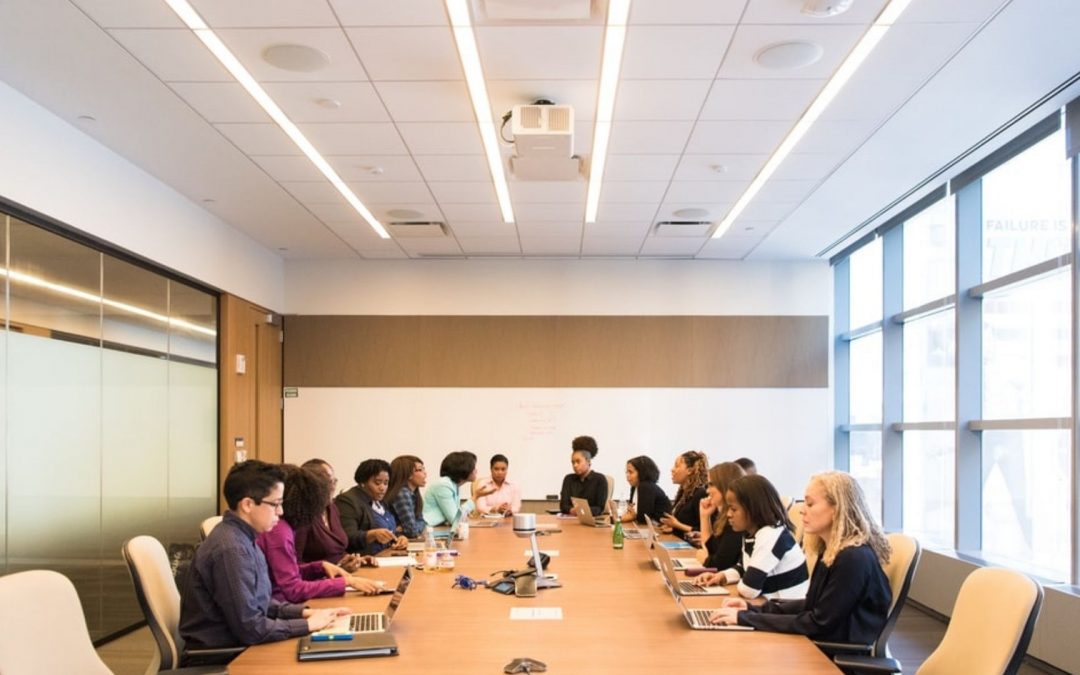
left=509, top=102, right=582, bottom=181
left=802, top=0, right=854, bottom=17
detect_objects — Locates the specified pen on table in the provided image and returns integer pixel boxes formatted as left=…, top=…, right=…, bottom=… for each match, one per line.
left=311, top=634, right=353, bottom=642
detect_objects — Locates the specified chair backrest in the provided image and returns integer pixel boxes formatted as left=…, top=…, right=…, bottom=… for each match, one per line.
left=918, top=566, right=1043, bottom=675
left=199, top=515, right=223, bottom=541
left=123, top=535, right=185, bottom=670
left=0, top=570, right=112, bottom=674
left=873, top=533, right=921, bottom=656
left=605, top=474, right=615, bottom=506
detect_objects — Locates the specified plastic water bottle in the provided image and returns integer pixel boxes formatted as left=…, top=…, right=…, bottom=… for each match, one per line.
left=612, top=519, right=624, bottom=550
left=423, top=526, right=438, bottom=572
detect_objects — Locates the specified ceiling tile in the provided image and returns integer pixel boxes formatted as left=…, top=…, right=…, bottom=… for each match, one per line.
left=517, top=222, right=584, bottom=237
left=519, top=235, right=582, bottom=255
left=398, top=122, right=483, bottom=154
left=755, top=179, right=820, bottom=203
left=307, top=202, right=367, bottom=223
left=595, top=202, right=660, bottom=222
left=685, top=120, right=791, bottom=154
left=614, top=80, right=711, bottom=121
left=108, top=29, right=231, bottom=81
left=346, top=27, right=462, bottom=80
left=215, top=123, right=297, bottom=154
left=251, top=155, right=324, bottom=181
left=673, top=154, right=769, bottom=181
left=608, top=121, right=694, bottom=154
left=375, top=81, right=474, bottom=122
left=581, top=236, right=646, bottom=256
left=695, top=234, right=762, bottom=259
left=330, top=0, right=448, bottom=26
left=514, top=202, right=585, bottom=222
left=622, top=26, right=736, bottom=79
left=794, top=118, right=878, bottom=155
left=280, top=181, right=342, bottom=204
left=731, top=220, right=780, bottom=236
left=351, top=182, right=434, bottom=204
left=603, top=154, right=679, bottom=181
left=487, top=80, right=597, bottom=123
left=599, top=181, right=670, bottom=203
left=663, top=181, right=748, bottom=203
left=191, top=0, right=338, bottom=27
left=447, top=222, right=515, bottom=237
left=741, top=0, right=888, bottom=24
left=301, top=122, right=408, bottom=155
left=415, top=154, right=492, bottom=181
left=72, top=0, right=183, bottom=28
left=397, top=237, right=464, bottom=256
left=899, top=0, right=1006, bottom=24
left=699, top=79, right=826, bottom=120
left=630, top=0, right=746, bottom=25
left=262, top=82, right=390, bottom=122
left=441, top=203, right=504, bottom=222
left=716, top=24, right=866, bottom=80
left=639, top=237, right=705, bottom=255
left=771, top=152, right=841, bottom=180
left=329, top=156, right=424, bottom=181
left=509, top=181, right=586, bottom=203
left=170, top=82, right=269, bottom=123
left=585, top=222, right=651, bottom=238
left=476, top=27, right=602, bottom=80
left=740, top=201, right=798, bottom=220
left=428, top=181, right=498, bottom=203
left=215, top=28, right=368, bottom=82
left=655, top=201, right=731, bottom=222
left=358, top=249, right=410, bottom=259
left=458, top=236, right=522, bottom=255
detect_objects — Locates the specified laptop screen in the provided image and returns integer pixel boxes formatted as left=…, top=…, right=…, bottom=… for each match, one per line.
left=384, top=567, right=413, bottom=626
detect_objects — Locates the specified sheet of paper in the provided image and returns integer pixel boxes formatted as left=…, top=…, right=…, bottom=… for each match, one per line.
left=510, top=607, right=563, bottom=620
left=523, top=549, right=559, bottom=557
left=375, top=556, right=417, bottom=567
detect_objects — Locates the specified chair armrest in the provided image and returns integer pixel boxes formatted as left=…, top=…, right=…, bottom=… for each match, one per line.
left=832, top=655, right=902, bottom=674
left=813, top=640, right=873, bottom=657
left=180, top=646, right=246, bottom=667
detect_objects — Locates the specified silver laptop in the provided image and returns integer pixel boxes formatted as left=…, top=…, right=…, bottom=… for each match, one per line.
left=655, top=543, right=728, bottom=597
left=608, top=499, right=644, bottom=539
left=643, top=515, right=697, bottom=569
left=315, top=567, right=413, bottom=636
left=657, top=559, right=751, bottom=631
left=570, top=497, right=610, bottom=527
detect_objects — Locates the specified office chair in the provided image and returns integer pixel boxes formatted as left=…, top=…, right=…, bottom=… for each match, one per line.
left=836, top=566, right=1043, bottom=675
left=0, top=569, right=113, bottom=674
left=815, top=533, right=921, bottom=664
left=199, top=515, right=223, bottom=541
left=122, top=535, right=244, bottom=674
left=604, top=474, right=615, bottom=506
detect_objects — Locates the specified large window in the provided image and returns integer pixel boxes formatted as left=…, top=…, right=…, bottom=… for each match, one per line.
left=834, top=111, right=1078, bottom=583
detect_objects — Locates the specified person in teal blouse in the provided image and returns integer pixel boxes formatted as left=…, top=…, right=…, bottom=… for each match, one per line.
left=423, top=451, right=495, bottom=527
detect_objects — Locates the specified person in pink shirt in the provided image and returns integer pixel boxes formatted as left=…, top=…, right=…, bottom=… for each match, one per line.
left=257, top=465, right=382, bottom=603
left=475, top=454, right=522, bottom=516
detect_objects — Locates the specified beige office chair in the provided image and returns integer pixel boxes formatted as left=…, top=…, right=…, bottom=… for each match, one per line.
left=0, top=569, right=113, bottom=674
left=198, top=515, right=222, bottom=541
left=838, top=565, right=1043, bottom=675
left=122, top=535, right=242, bottom=674
left=817, top=533, right=921, bottom=662
left=605, top=474, right=615, bottom=506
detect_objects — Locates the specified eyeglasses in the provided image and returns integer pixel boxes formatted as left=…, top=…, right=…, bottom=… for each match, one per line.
left=258, top=498, right=284, bottom=510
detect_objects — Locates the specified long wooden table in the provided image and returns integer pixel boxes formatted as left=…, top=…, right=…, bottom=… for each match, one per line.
left=229, top=517, right=841, bottom=673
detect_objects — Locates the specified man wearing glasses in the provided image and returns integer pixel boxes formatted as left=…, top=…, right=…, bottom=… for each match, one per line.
left=179, top=460, right=349, bottom=657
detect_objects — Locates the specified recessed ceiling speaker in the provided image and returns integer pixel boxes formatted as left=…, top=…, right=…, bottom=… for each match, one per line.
left=262, top=44, right=331, bottom=72
left=802, top=0, right=855, bottom=18
left=754, top=40, right=824, bottom=70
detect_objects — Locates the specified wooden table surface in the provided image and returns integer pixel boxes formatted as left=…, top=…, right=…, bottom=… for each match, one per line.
left=228, top=517, right=840, bottom=673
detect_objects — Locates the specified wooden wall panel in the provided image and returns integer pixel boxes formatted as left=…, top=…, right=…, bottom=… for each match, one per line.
left=284, top=315, right=827, bottom=388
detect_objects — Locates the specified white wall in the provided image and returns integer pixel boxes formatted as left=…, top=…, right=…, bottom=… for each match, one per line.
left=284, top=258, right=831, bottom=316
left=0, top=81, right=284, bottom=310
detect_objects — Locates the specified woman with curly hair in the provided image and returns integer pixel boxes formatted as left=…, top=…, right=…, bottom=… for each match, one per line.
left=660, top=450, right=709, bottom=540
left=256, top=465, right=382, bottom=603
left=709, top=471, right=891, bottom=644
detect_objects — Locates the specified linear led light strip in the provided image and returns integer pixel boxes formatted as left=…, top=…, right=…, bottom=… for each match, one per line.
left=711, top=0, right=914, bottom=239
left=163, top=0, right=390, bottom=239
left=0, top=268, right=217, bottom=337
left=445, top=0, right=514, bottom=222
left=585, top=0, right=632, bottom=223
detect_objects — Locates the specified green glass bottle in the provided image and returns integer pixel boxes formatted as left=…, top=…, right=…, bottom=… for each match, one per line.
left=612, top=519, right=624, bottom=549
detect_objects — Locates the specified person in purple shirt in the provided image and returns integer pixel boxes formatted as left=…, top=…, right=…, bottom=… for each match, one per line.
left=258, top=465, right=383, bottom=603
left=179, top=460, right=349, bottom=653
left=294, top=458, right=371, bottom=572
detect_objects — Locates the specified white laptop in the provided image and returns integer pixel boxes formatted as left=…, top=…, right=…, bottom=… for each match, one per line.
left=657, top=560, right=752, bottom=632
left=315, top=567, right=413, bottom=636
left=655, top=543, right=728, bottom=597
left=570, top=497, right=611, bottom=527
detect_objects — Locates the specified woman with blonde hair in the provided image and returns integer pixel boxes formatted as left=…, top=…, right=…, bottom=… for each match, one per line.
left=708, top=471, right=892, bottom=646
left=660, top=450, right=709, bottom=540
left=695, top=462, right=746, bottom=571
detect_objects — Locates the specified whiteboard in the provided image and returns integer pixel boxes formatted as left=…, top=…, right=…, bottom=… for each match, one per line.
left=284, top=388, right=831, bottom=501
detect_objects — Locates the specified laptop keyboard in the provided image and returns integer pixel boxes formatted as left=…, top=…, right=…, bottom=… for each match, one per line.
left=678, top=581, right=706, bottom=594
left=348, top=613, right=384, bottom=633
left=687, top=609, right=725, bottom=629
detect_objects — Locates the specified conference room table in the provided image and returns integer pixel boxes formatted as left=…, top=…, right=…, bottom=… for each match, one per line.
left=229, top=516, right=841, bottom=673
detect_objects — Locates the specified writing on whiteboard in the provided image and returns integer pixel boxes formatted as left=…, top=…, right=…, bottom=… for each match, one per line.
left=520, top=401, right=564, bottom=441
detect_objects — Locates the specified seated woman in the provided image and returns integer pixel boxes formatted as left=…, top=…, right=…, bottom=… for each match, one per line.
left=292, top=458, right=370, bottom=572
left=620, top=455, right=671, bottom=524
left=660, top=450, right=709, bottom=540
left=696, top=461, right=746, bottom=570
left=695, top=474, right=809, bottom=600
left=256, top=464, right=381, bottom=603
left=475, top=453, right=522, bottom=516
left=386, top=455, right=428, bottom=539
left=335, top=459, right=410, bottom=555
left=708, top=471, right=892, bottom=644
left=423, top=451, right=493, bottom=527
left=558, top=436, right=608, bottom=516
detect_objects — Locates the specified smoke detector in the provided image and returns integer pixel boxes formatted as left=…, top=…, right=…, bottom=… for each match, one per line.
left=802, top=0, right=854, bottom=18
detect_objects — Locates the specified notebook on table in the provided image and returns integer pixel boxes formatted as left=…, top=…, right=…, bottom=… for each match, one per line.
left=297, top=631, right=399, bottom=661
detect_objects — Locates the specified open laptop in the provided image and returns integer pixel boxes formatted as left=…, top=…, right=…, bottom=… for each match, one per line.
left=570, top=497, right=610, bottom=527
left=657, top=560, right=752, bottom=632
left=608, top=499, right=644, bottom=539
left=315, top=567, right=413, bottom=636
left=643, top=515, right=698, bottom=569
left=655, top=543, right=728, bottom=596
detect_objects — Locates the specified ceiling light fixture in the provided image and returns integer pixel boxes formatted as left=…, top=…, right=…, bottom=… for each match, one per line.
left=445, top=0, right=515, bottom=223
left=711, top=0, right=912, bottom=240
left=584, top=0, right=631, bottom=223
left=162, top=0, right=389, bottom=239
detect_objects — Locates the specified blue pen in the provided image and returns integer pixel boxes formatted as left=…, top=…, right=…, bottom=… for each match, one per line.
left=311, top=633, right=353, bottom=642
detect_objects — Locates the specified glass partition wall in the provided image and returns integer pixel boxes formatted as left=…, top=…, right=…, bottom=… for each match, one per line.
left=0, top=210, right=218, bottom=640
